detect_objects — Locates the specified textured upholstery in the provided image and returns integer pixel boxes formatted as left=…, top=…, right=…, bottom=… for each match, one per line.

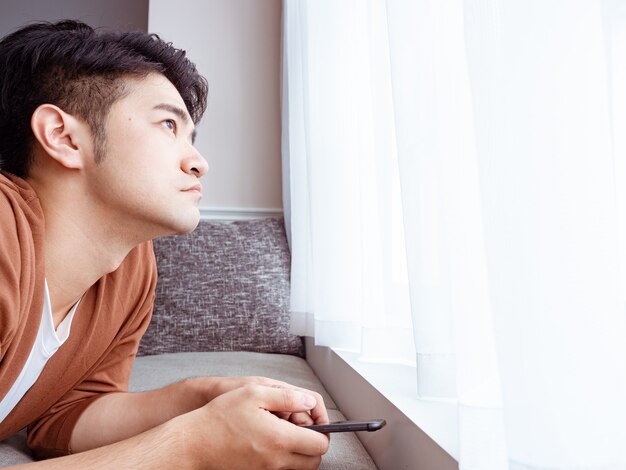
left=138, top=218, right=304, bottom=357
left=0, top=431, right=30, bottom=466
left=130, top=352, right=338, bottom=410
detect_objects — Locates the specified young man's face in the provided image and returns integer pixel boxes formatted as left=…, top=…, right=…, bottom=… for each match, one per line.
left=84, top=73, right=208, bottom=239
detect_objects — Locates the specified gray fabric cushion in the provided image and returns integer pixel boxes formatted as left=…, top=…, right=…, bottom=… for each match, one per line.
left=131, top=352, right=377, bottom=470
left=130, top=351, right=337, bottom=410
left=0, top=352, right=377, bottom=469
left=138, top=218, right=304, bottom=357
left=0, top=430, right=31, bottom=466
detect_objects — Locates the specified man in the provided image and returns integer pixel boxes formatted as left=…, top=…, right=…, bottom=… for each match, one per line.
left=0, top=20, right=330, bottom=469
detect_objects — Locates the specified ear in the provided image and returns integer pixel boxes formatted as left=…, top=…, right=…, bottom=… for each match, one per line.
left=30, top=104, right=91, bottom=170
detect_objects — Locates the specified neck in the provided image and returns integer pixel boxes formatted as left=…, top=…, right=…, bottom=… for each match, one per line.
left=43, top=204, right=134, bottom=326
left=27, top=173, right=140, bottom=327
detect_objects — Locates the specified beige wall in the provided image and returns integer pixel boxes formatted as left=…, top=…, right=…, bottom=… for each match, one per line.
left=149, top=0, right=284, bottom=214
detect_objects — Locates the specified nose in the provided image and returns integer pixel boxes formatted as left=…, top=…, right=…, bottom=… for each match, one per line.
left=182, top=144, right=209, bottom=178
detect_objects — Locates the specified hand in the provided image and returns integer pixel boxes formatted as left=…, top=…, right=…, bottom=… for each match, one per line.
left=180, top=384, right=330, bottom=470
left=190, top=376, right=329, bottom=427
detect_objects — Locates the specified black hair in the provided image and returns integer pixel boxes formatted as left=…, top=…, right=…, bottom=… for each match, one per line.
left=0, top=19, right=208, bottom=177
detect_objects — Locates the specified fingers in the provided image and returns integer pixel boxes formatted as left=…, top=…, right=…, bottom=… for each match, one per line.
left=289, top=411, right=315, bottom=426
left=272, top=411, right=316, bottom=426
left=250, top=380, right=330, bottom=426
left=279, top=423, right=330, bottom=457
left=276, top=385, right=328, bottom=425
left=272, top=411, right=292, bottom=420
left=189, top=385, right=330, bottom=469
left=305, top=390, right=329, bottom=425
left=241, top=385, right=330, bottom=456
left=263, top=380, right=330, bottom=425
left=254, top=385, right=318, bottom=413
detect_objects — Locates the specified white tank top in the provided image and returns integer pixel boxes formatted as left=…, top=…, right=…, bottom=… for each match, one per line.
left=0, top=280, right=80, bottom=423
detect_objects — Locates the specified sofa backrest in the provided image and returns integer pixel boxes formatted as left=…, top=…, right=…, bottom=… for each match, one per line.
left=137, top=217, right=304, bottom=357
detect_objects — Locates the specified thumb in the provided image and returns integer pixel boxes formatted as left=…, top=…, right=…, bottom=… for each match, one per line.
left=250, top=385, right=318, bottom=413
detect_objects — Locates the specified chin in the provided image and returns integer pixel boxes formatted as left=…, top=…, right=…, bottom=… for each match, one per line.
left=148, top=207, right=201, bottom=238
left=171, top=211, right=201, bottom=235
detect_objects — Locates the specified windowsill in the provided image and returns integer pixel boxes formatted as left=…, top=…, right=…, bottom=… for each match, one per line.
left=304, top=337, right=459, bottom=469
left=333, top=349, right=459, bottom=457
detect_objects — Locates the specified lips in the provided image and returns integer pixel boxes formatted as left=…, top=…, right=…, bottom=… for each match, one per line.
left=183, top=184, right=202, bottom=193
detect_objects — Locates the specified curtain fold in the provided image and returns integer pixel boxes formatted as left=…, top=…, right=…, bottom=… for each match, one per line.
left=283, top=0, right=626, bottom=467
left=283, top=0, right=416, bottom=363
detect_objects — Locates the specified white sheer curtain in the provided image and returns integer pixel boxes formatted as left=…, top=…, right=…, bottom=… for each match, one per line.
left=282, top=0, right=416, bottom=364
left=283, top=0, right=626, bottom=468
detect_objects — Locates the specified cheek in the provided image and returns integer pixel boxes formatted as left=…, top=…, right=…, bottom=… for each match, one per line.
left=101, top=120, right=180, bottom=186
left=106, top=118, right=152, bottom=156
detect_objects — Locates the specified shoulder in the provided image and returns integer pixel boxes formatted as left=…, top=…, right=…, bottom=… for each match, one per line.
left=101, top=241, right=157, bottom=313
left=0, top=171, right=43, bottom=236
left=0, top=171, right=40, bottom=208
left=0, top=173, right=44, bottom=361
left=0, top=171, right=45, bottom=280
left=0, top=171, right=44, bottom=274
left=121, top=241, right=157, bottom=278
left=79, top=240, right=157, bottom=340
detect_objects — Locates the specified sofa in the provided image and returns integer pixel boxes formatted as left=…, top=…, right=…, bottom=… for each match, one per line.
left=0, top=218, right=378, bottom=469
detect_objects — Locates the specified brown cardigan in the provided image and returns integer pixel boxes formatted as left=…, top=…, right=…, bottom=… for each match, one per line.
left=0, top=172, right=157, bottom=459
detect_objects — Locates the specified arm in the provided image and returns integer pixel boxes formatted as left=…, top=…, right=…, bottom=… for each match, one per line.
left=12, top=385, right=330, bottom=470
left=12, top=419, right=186, bottom=470
left=70, top=375, right=329, bottom=452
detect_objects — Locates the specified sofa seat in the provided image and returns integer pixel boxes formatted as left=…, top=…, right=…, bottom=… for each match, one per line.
left=0, top=351, right=378, bottom=469
left=130, top=351, right=378, bottom=470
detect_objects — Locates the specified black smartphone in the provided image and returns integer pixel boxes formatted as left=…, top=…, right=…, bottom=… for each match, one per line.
left=303, top=419, right=386, bottom=433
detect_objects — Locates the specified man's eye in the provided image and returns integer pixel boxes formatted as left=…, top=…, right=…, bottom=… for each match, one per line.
left=163, top=119, right=176, bottom=133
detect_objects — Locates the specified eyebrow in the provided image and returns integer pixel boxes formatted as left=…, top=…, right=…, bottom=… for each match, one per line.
left=153, top=103, right=197, bottom=143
